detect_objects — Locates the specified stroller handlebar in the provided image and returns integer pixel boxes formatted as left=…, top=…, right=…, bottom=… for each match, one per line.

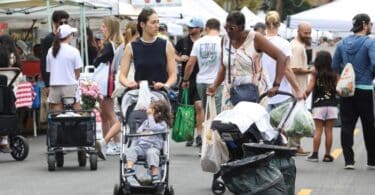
left=126, top=131, right=169, bottom=138
left=258, top=90, right=296, bottom=103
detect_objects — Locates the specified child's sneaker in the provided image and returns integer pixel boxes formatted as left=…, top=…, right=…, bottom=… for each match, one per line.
left=95, top=139, right=107, bottom=160
left=152, top=175, right=161, bottom=184
left=124, top=168, right=136, bottom=176
left=306, top=152, right=318, bottom=162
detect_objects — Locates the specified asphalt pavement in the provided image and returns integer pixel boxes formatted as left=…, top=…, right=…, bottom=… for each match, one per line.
left=1, top=125, right=375, bottom=195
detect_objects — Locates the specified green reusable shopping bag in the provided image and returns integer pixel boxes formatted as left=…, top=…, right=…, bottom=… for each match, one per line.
left=172, top=88, right=195, bottom=142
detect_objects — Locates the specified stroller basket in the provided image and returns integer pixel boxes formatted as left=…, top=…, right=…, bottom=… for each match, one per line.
left=48, top=111, right=95, bottom=147
left=221, top=151, right=286, bottom=195
left=0, top=115, right=17, bottom=135
left=243, top=143, right=297, bottom=195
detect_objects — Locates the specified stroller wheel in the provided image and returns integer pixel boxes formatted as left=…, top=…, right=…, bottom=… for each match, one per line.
left=47, top=154, right=56, bottom=171
left=212, top=181, right=226, bottom=195
left=56, top=151, right=64, bottom=167
left=89, top=153, right=98, bottom=170
left=10, top=135, right=29, bottom=161
left=77, top=150, right=87, bottom=167
left=164, top=185, right=174, bottom=195
left=113, top=184, right=123, bottom=195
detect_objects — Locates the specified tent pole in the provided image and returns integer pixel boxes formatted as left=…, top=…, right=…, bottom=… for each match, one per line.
left=46, top=0, right=51, bottom=32
left=80, top=3, right=85, bottom=67
left=83, top=3, right=89, bottom=67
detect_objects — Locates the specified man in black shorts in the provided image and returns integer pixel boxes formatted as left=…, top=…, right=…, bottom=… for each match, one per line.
left=175, top=17, right=204, bottom=147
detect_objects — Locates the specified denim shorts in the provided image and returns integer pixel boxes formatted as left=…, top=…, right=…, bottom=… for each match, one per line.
left=312, top=106, right=338, bottom=120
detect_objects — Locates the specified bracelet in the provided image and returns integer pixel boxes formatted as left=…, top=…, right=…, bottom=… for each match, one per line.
left=182, top=79, right=189, bottom=82
left=273, top=82, right=280, bottom=87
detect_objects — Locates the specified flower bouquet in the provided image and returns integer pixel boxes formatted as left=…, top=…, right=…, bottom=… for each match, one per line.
left=80, top=81, right=103, bottom=110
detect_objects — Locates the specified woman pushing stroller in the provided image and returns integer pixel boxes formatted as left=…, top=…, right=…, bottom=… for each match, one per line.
left=123, top=100, right=172, bottom=184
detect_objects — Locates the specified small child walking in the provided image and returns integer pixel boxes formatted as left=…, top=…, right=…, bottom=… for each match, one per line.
left=124, top=100, right=172, bottom=184
left=305, top=50, right=338, bottom=162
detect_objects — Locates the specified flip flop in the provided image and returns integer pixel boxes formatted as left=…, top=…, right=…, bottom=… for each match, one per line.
left=323, top=154, right=334, bottom=162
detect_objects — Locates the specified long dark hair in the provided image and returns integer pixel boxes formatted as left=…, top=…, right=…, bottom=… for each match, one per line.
left=137, top=7, right=157, bottom=37
left=0, top=35, right=21, bottom=68
left=314, top=50, right=336, bottom=91
left=52, top=33, right=69, bottom=58
left=151, top=100, right=173, bottom=128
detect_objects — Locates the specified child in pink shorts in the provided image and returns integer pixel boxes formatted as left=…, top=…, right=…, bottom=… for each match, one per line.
left=305, top=51, right=338, bottom=162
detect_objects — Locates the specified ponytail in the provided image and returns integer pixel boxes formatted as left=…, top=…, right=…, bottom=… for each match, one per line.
left=52, top=34, right=61, bottom=58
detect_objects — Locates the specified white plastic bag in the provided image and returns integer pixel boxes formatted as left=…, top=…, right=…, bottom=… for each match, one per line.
left=201, top=96, right=229, bottom=173
left=336, top=63, right=355, bottom=97
left=284, top=101, right=315, bottom=138
left=134, top=81, right=151, bottom=110
left=92, top=62, right=110, bottom=96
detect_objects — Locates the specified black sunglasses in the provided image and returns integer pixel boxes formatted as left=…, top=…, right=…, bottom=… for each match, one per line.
left=58, top=20, right=68, bottom=26
left=188, top=26, right=196, bottom=30
left=224, top=24, right=242, bottom=31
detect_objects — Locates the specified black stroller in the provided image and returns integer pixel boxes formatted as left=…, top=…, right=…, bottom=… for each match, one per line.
left=46, top=97, right=97, bottom=171
left=113, top=88, right=174, bottom=195
left=210, top=91, right=297, bottom=195
left=0, top=67, right=29, bottom=161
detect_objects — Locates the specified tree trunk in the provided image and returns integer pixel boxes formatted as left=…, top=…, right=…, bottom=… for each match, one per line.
left=275, top=0, right=283, bottom=17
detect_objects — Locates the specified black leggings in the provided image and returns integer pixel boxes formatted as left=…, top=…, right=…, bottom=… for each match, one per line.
left=340, top=89, right=375, bottom=165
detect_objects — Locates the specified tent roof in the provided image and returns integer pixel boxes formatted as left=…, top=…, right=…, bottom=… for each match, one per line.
left=240, top=7, right=263, bottom=30
left=119, top=0, right=228, bottom=24
left=0, top=0, right=114, bottom=19
left=288, top=0, right=375, bottom=32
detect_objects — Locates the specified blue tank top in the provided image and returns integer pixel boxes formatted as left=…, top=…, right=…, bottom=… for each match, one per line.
left=131, top=38, right=168, bottom=85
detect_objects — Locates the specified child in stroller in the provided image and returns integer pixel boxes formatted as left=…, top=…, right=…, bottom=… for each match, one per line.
left=123, top=100, right=172, bottom=185
left=114, top=89, right=174, bottom=195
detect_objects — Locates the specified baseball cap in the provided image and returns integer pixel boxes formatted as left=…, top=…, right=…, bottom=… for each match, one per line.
left=186, top=17, right=204, bottom=28
left=58, top=24, right=77, bottom=39
left=351, top=13, right=371, bottom=32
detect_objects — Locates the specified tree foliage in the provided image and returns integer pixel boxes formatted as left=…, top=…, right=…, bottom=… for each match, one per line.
left=214, top=0, right=312, bottom=21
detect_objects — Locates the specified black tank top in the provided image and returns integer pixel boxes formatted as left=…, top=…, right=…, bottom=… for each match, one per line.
left=131, top=38, right=168, bottom=85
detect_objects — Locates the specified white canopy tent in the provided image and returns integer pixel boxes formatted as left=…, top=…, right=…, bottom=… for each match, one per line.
left=119, top=0, right=228, bottom=35
left=288, top=0, right=375, bottom=32
left=240, top=7, right=263, bottom=30
left=0, top=0, right=115, bottom=66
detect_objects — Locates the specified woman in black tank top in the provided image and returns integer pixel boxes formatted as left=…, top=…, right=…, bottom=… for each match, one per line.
left=119, top=7, right=177, bottom=90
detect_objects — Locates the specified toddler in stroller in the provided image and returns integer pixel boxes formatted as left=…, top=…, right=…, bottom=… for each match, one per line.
left=114, top=89, right=174, bottom=195
left=123, top=100, right=172, bottom=184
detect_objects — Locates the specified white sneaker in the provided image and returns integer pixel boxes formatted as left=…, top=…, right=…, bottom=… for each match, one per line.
left=106, top=143, right=120, bottom=155
left=95, top=139, right=107, bottom=160
left=344, top=164, right=355, bottom=170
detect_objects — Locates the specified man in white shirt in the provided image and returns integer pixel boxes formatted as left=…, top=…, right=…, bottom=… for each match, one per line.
left=289, top=22, right=313, bottom=155
left=182, top=18, right=223, bottom=113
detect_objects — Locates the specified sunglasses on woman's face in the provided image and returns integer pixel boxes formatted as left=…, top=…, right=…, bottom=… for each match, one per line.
left=58, top=20, right=68, bottom=26
left=224, top=24, right=241, bottom=31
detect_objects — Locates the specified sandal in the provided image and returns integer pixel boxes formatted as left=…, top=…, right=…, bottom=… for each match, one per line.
left=323, top=154, right=334, bottom=162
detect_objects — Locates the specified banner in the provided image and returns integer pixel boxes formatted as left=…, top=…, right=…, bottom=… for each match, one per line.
left=131, top=0, right=182, bottom=7
left=0, top=22, right=8, bottom=35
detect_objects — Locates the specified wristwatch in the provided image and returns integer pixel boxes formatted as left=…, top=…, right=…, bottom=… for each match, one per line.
left=182, top=79, right=189, bottom=82
left=273, top=82, right=280, bottom=87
